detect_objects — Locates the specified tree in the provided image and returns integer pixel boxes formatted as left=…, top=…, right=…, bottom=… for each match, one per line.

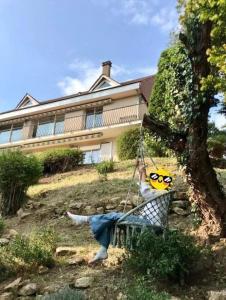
left=143, top=0, right=226, bottom=238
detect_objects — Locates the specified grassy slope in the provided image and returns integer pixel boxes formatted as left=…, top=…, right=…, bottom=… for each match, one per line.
left=1, top=158, right=226, bottom=300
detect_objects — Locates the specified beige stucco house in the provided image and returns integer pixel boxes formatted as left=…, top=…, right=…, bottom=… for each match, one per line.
left=0, top=61, right=154, bottom=163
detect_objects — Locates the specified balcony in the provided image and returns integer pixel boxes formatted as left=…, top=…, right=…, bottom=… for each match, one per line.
left=0, top=103, right=147, bottom=149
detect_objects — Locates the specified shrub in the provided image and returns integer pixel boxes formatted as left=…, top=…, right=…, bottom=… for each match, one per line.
left=144, top=133, right=173, bottom=157
left=9, top=228, right=57, bottom=268
left=0, top=151, right=43, bottom=216
left=95, top=160, right=114, bottom=180
left=39, top=148, right=83, bottom=175
left=123, top=229, right=203, bottom=283
left=117, top=128, right=172, bottom=160
left=117, top=128, right=140, bottom=160
left=126, top=278, right=170, bottom=300
left=42, top=287, right=85, bottom=300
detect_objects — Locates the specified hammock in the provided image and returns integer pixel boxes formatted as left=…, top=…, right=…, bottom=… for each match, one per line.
left=111, top=126, right=175, bottom=249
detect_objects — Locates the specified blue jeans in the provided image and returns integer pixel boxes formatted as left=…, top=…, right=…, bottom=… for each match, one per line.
left=89, top=212, right=150, bottom=248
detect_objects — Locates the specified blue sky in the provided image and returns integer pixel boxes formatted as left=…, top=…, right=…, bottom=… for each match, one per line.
left=0, top=0, right=225, bottom=128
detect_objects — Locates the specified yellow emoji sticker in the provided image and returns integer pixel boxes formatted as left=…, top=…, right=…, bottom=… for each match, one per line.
left=146, top=168, right=173, bottom=190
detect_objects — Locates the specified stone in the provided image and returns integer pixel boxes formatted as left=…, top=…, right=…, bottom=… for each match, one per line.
left=174, top=192, right=188, bottom=200
left=18, top=283, right=38, bottom=296
left=74, top=277, right=94, bottom=289
left=119, top=200, right=133, bottom=207
left=69, top=202, right=83, bottom=210
left=171, top=207, right=190, bottom=216
left=55, top=246, right=77, bottom=256
left=117, top=292, right=127, bottom=300
left=171, top=200, right=189, bottom=209
left=38, top=265, right=49, bottom=274
left=0, top=238, right=9, bottom=246
left=4, top=277, right=22, bottom=291
left=171, top=297, right=181, bottom=300
left=208, top=290, right=226, bottom=300
left=96, top=207, right=104, bottom=214
left=8, top=229, right=19, bottom=238
left=106, top=204, right=116, bottom=210
left=67, top=256, right=85, bottom=266
left=0, top=292, right=14, bottom=300
left=84, top=206, right=96, bottom=215
left=17, top=208, right=31, bottom=219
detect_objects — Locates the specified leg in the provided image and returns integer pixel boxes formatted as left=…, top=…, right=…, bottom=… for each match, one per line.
left=89, top=212, right=124, bottom=264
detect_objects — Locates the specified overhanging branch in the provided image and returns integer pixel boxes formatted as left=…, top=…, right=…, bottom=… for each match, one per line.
left=142, top=114, right=187, bottom=153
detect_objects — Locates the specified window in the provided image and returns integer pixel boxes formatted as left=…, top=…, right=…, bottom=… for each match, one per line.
left=11, top=125, right=23, bottom=142
left=33, top=115, right=65, bottom=138
left=85, top=108, right=103, bottom=129
left=83, top=149, right=101, bottom=164
left=0, top=124, right=23, bottom=144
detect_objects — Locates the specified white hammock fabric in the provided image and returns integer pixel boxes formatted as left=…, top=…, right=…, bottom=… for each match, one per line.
left=111, top=190, right=174, bottom=249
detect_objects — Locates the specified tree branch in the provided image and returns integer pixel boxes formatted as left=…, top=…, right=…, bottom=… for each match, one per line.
left=142, top=114, right=187, bottom=153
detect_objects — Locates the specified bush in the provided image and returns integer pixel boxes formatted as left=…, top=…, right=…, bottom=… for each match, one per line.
left=42, top=287, right=85, bottom=300
left=126, top=278, right=170, bottom=300
left=95, top=160, right=114, bottom=180
left=124, top=229, right=203, bottom=283
left=0, top=228, right=57, bottom=282
left=144, top=133, right=173, bottom=157
left=117, top=128, right=172, bottom=160
left=9, top=228, right=57, bottom=268
left=0, top=151, right=43, bottom=216
left=208, top=134, right=226, bottom=158
left=117, top=128, right=140, bottom=160
left=39, top=148, right=83, bottom=175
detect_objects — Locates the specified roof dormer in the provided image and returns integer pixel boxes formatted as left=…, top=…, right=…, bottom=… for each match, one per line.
left=16, top=94, right=39, bottom=109
left=89, top=61, right=120, bottom=92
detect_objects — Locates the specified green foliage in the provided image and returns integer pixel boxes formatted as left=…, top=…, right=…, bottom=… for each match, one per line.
left=117, top=128, right=140, bottom=160
left=0, top=218, right=5, bottom=236
left=0, top=228, right=57, bottom=282
left=8, top=228, right=57, bottom=268
left=117, top=128, right=171, bottom=160
left=179, top=0, right=226, bottom=94
left=207, top=122, right=226, bottom=158
left=95, top=160, right=114, bottom=180
left=0, top=151, right=43, bottom=216
left=126, top=278, right=170, bottom=300
left=38, top=148, right=83, bottom=175
left=149, top=42, right=194, bottom=132
left=144, top=133, right=173, bottom=157
left=42, top=287, right=85, bottom=300
left=124, top=229, right=203, bottom=283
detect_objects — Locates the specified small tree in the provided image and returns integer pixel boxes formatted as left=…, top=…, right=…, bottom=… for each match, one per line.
left=0, top=151, right=43, bottom=215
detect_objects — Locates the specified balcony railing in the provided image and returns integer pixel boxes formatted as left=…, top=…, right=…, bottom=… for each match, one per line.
left=0, top=103, right=147, bottom=145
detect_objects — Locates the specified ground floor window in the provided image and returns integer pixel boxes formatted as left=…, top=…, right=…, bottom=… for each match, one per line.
left=83, top=149, right=101, bottom=164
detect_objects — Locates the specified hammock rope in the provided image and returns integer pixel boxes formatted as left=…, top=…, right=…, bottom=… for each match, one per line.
left=111, top=124, right=175, bottom=249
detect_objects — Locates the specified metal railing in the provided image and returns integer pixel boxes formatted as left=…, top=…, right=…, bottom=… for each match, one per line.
left=0, top=103, right=147, bottom=145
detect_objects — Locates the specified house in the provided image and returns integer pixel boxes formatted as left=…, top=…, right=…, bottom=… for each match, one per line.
left=0, top=61, right=154, bottom=163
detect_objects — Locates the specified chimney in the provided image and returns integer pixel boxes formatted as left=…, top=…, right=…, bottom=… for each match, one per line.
left=102, top=61, right=112, bottom=77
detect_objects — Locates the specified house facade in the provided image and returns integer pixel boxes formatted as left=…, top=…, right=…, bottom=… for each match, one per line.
left=0, top=61, right=154, bottom=163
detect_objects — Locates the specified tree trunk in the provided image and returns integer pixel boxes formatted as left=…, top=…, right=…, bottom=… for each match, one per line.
left=143, top=112, right=226, bottom=238
left=185, top=103, right=226, bottom=238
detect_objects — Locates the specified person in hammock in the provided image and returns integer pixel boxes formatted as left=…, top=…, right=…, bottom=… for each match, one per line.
left=67, top=162, right=170, bottom=264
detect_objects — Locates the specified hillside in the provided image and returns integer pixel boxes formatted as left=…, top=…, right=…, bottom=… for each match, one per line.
left=0, top=158, right=226, bottom=300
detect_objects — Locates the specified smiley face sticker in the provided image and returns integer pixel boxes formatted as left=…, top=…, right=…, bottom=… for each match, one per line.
left=146, top=168, right=173, bottom=190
